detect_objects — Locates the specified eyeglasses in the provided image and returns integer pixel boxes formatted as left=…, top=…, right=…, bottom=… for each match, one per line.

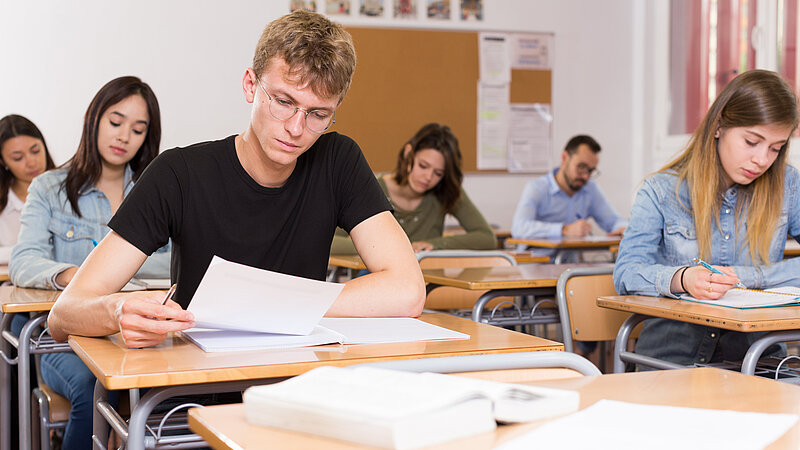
left=255, top=77, right=336, bottom=133
left=575, top=162, right=600, bottom=178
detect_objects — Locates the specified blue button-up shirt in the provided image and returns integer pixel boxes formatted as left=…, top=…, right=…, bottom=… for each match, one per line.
left=613, top=166, right=800, bottom=366
left=10, top=167, right=170, bottom=289
left=511, top=168, right=627, bottom=258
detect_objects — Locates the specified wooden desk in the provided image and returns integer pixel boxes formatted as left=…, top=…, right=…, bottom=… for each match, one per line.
left=71, top=313, right=563, bottom=450
left=0, top=287, right=61, bottom=450
left=598, top=295, right=800, bottom=375
left=0, top=265, right=8, bottom=283
left=329, top=252, right=549, bottom=274
left=506, top=237, right=621, bottom=264
left=785, top=240, right=800, bottom=258
left=443, top=227, right=511, bottom=248
left=424, top=264, right=611, bottom=324
left=188, top=367, right=800, bottom=449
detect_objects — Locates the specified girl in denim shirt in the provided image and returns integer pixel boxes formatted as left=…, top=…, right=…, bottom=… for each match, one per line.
left=10, top=76, right=170, bottom=449
left=614, top=70, right=800, bottom=368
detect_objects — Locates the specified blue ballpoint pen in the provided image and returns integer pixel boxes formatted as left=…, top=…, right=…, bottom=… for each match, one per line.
left=91, top=239, right=99, bottom=247
left=692, top=257, right=747, bottom=289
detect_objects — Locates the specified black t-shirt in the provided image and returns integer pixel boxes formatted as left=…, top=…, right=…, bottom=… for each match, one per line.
left=109, top=133, right=390, bottom=307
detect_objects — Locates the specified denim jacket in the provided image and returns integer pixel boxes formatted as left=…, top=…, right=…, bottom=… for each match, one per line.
left=10, top=167, right=170, bottom=289
left=613, top=166, right=800, bottom=365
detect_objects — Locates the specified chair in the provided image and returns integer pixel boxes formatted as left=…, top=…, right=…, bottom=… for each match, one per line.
left=555, top=266, right=638, bottom=362
left=352, top=350, right=601, bottom=381
left=417, top=250, right=518, bottom=311
left=31, top=382, right=69, bottom=450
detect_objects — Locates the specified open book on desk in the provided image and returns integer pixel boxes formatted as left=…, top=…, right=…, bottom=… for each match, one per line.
left=681, top=286, right=800, bottom=309
left=183, top=317, right=469, bottom=352
left=244, top=366, right=579, bottom=450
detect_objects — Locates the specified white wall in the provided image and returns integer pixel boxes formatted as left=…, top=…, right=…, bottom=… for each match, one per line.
left=0, top=0, right=642, bottom=229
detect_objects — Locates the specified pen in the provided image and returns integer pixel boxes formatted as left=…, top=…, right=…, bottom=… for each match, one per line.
left=692, top=257, right=746, bottom=289
left=161, top=283, right=177, bottom=305
left=91, top=239, right=99, bottom=247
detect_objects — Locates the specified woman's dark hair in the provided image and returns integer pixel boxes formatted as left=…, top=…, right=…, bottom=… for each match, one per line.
left=63, top=76, right=161, bottom=217
left=392, top=123, right=463, bottom=213
left=0, top=115, right=56, bottom=211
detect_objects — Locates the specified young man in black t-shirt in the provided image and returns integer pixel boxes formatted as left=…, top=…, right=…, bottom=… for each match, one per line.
left=48, top=11, right=426, bottom=347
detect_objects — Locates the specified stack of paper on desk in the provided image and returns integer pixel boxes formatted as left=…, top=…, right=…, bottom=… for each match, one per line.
left=681, top=286, right=800, bottom=309
left=181, top=256, right=469, bottom=352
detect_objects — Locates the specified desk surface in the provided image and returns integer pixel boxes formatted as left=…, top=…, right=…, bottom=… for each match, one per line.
left=329, top=252, right=550, bottom=271
left=598, top=295, right=800, bottom=332
left=0, top=264, right=8, bottom=282
left=187, top=367, right=800, bottom=450
left=423, top=264, right=611, bottom=290
left=506, top=236, right=621, bottom=249
left=69, top=313, right=563, bottom=391
left=0, top=286, right=60, bottom=313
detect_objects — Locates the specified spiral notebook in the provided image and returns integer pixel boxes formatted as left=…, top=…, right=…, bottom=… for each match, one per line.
left=680, top=286, right=800, bottom=309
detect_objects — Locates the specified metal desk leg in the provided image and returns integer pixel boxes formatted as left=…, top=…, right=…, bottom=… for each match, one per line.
left=92, top=380, right=110, bottom=450
left=742, top=330, right=800, bottom=376
left=0, top=312, right=12, bottom=450
left=17, top=312, right=47, bottom=450
left=613, top=314, right=647, bottom=373
left=554, top=250, right=565, bottom=264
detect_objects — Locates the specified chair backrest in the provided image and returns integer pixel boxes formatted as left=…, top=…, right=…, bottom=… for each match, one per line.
left=417, top=250, right=516, bottom=310
left=556, top=266, right=635, bottom=353
left=352, top=351, right=601, bottom=378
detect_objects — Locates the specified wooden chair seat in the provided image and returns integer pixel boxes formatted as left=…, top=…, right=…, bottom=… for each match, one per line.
left=37, top=383, right=70, bottom=423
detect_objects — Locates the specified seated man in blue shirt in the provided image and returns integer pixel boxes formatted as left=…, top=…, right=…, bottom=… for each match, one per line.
left=511, top=134, right=627, bottom=261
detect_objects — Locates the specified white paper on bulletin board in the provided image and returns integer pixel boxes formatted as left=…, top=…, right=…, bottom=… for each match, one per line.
left=507, top=103, right=552, bottom=172
left=511, top=33, right=552, bottom=70
left=477, top=82, right=510, bottom=170
left=479, top=32, right=511, bottom=85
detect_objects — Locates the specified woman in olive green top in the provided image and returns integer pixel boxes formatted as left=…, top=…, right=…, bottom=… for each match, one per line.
left=331, top=123, right=496, bottom=255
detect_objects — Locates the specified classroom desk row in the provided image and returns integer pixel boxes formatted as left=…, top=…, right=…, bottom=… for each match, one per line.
left=188, top=367, right=800, bottom=449
left=75, top=313, right=561, bottom=450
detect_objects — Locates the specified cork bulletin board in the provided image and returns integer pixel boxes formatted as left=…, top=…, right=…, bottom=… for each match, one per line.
left=333, top=26, right=552, bottom=173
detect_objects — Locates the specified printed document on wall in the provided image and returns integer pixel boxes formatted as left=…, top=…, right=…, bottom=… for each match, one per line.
left=479, top=32, right=511, bottom=85
left=511, top=33, right=553, bottom=70
left=477, top=82, right=510, bottom=170
left=507, top=103, right=552, bottom=172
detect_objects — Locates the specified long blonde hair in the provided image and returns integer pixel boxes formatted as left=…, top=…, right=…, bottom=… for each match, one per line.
left=661, top=70, right=798, bottom=264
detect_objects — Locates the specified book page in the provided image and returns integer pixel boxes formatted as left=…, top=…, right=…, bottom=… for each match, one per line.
left=319, top=318, right=470, bottom=344
left=188, top=256, right=344, bottom=335
left=245, top=366, right=487, bottom=419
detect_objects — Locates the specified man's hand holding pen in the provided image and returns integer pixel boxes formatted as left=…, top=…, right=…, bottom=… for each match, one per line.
left=114, top=285, right=195, bottom=348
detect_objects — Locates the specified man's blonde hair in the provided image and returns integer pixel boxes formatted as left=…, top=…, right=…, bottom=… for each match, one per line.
left=253, top=10, right=356, bottom=101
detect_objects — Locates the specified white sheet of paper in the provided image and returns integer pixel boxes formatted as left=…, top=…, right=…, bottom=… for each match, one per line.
left=318, top=318, right=470, bottom=344
left=496, top=399, right=798, bottom=450
left=187, top=256, right=344, bottom=335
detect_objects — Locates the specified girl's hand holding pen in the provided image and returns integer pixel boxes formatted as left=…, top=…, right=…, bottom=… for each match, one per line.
left=680, top=264, right=741, bottom=300
left=114, top=289, right=195, bottom=348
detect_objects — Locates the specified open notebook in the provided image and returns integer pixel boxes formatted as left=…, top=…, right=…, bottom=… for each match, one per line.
left=181, top=256, right=469, bottom=352
left=680, top=286, right=800, bottom=309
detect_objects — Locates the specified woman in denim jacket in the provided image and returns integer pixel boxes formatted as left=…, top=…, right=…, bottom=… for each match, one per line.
left=614, top=70, right=800, bottom=368
left=10, top=76, right=169, bottom=449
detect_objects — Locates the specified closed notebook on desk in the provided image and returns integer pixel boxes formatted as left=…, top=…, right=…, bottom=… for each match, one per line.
left=243, top=366, right=579, bottom=450
left=681, top=286, right=800, bottom=309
